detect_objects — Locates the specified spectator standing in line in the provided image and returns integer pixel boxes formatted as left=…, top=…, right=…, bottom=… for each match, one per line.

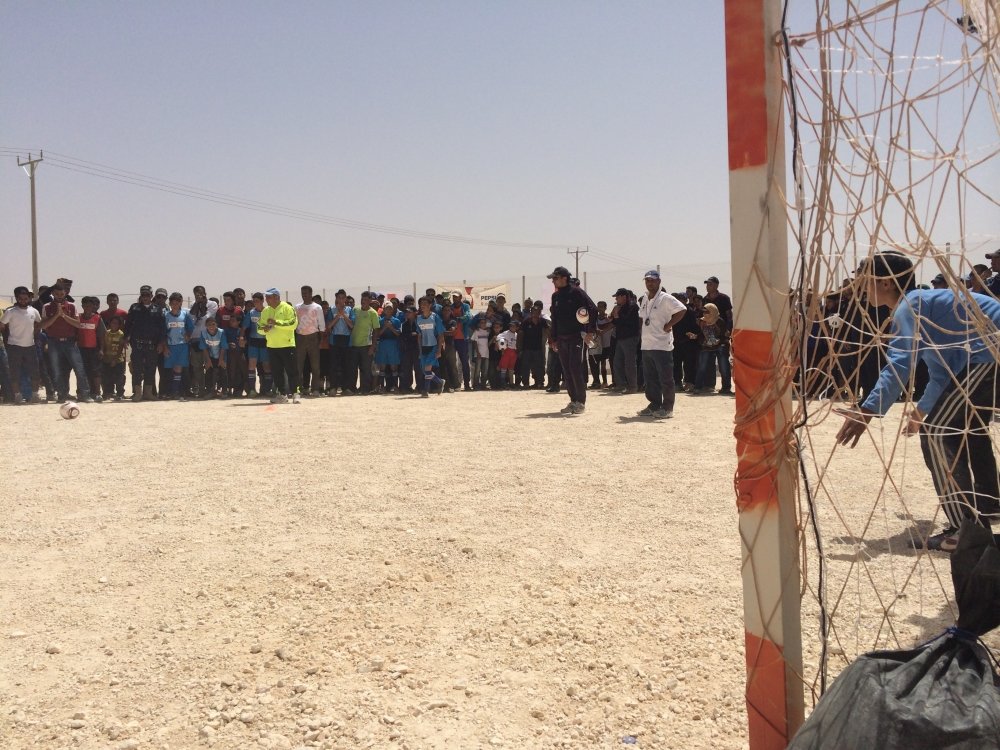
left=398, top=305, right=422, bottom=393
left=470, top=316, right=491, bottom=390
left=163, top=292, right=195, bottom=400
left=703, top=275, right=734, bottom=395
left=349, top=291, right=380, bottom=395
left=671, top=292, right=701, bottom=393
left=451, top=295, right=473, bottom=391
left=76, top=296, right=106, bottom=402
left=326, top=290, right=354, bottom=396
left=986, top=249, right=1000, bottom=296
left=100, top=293, right=129, bottom=328
left=693, top=303, right=729, bottom=394
left=188, top=285, right=218, bottom=398
left=217, top=291, right=245, bottom=398
left=101, top=315, right=127, bottom=400
left=606, top=288, right=640, bottom=394
left=547, top=266, right=598, bottom=415
left=258, top=288, right=299, bottom=404
left=517, top=304, right=549, bottom=389
left=636, top=270, right=687, bottom=418
left=41, top=283, right=94, bottom=403
left=125, top=285, right=165, bottom=401
left=295, top=285, right=325, bottom=397
left=374, top=301, right=401, bottom=393
left=0, top=286, right=43, bottom=403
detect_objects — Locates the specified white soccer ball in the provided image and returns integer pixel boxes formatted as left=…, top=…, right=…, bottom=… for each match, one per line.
left=60, top=401, right=80, bottom=420
left=497, top=337, right=508, bottom=351
left=576, top=307, right=590, bottom=324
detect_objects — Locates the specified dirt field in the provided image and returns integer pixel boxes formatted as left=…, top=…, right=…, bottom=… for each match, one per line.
left=0, top=388, right=991, bottom=749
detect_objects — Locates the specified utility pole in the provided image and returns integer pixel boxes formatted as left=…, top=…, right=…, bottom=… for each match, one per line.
left=567, top=246, right=588, bottom=278
left=18, top=151, right=43, bottom=293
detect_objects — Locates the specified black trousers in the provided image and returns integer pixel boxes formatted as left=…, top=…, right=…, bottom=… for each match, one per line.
left=919, top=363, right=999, bottom=529
left=520, top=349, right=545, bottom=387
left=268, top=346, right=298, bottom=395
left=399, top=347, right=421, bottom=391
left=330, top=336, right=351, bottom=390
left=130, top=339, right=159, bottom=392
left=555, top=335, right=587, bottom=404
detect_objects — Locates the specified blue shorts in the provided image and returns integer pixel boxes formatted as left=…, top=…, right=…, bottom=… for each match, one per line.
left=165, top=343, right=190, bottom=369
left=247, top=340, right=269, bottom=363
left=419, top=345, right=439, bottom=370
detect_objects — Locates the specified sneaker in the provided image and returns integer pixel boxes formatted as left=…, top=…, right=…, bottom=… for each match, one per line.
left=93, top=395, right=103, bottom=403
left=13, top=395, right=25, bottom=405
left=270, top=394, right=289, bottom=404
left=912, top=528, right=959, bottom=553
left=570, top=402, right=586, bottom=414
left=654, top=408, right=673, bottom=419
left=421, top=391, right=430, bottom=398
left=560, top=402, right=575, bottom=414
left=719, top=389, right=734, bottom=396
left=292, top=393, right=301, bottom=404
left=80, top=397, right=95, bottom=404
left=247, top=389, right=259, bottom=398
left=637, top=406, right=657, bottom=417
left=29, top=394, right=41, bottom=404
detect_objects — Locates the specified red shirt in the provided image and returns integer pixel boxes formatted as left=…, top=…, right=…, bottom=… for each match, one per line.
left=43, top=300, right=79, bottom=339
left=100, top=307, right=129, bottom=327
left=77, top=313, right=102, bottom=348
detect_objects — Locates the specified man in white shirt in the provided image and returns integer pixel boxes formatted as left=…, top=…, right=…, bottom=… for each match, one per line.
left=0, top=286, right=43, bottom=403
left=295, top=285, right=325, bottom=396
left=637, top=270, right=687, bottom=418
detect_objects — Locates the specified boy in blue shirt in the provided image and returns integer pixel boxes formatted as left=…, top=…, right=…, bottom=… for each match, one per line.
left=199, top=317, right=227, bottom=398
left=416, top=297, right=446, bottom=397
left=836, top=251, right=1000, bottom=551
left=239, top=292, right=272, bottom=397
left=163, top=293, right=195, bottom=400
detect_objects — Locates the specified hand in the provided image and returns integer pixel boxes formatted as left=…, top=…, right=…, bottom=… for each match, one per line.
left=550, top=341, right=558, bottom=352
left=584, top=333, right=594, bottom=346
left=834, top=406, right=875, bottom=448
left=902, top=407, right=925, bottom=437
left=662, top=323, right=672, bottom=333
left=686, top=332, right=697, bottom=339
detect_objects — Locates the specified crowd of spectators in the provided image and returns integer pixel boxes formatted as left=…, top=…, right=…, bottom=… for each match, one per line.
left=0, top=272, right=735, bottom=412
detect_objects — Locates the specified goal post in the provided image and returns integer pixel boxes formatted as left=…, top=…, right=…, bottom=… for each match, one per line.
left=724, top=0, right=804, bottom=747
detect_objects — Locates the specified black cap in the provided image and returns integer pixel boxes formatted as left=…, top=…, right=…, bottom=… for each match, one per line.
left=613, top=288, right=628, bottom=297
left=139, top=285, right=153, bottom=294
left=704, top=276, right=720, bottom=284
left=931, top=273, right=946, bottom=284
left=547, top=266, right=571, bottom=279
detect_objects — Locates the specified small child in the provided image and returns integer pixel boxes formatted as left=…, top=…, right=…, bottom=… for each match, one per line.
left=76, top=296, right=106, bottom=402
left=164, top=292, right=195, bottom=399
left=100, top=315, right=127, bottom=400
left=199, top=317, right=227, bottom=397
left=488, top=320, right=503, bottom=389
left=494, top=320, right=519, bottom=388
left=470, top=317, right=491, bottom=390
left=374, top=302, right=401, bottom=393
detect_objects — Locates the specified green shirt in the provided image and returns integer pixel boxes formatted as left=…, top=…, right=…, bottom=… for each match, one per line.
left=350, top=307, right=380, bottom=347
left=257, top=301, right=297, bottom=348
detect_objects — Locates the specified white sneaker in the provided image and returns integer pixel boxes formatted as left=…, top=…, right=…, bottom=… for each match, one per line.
left=292, top=393, right=301, bottom=404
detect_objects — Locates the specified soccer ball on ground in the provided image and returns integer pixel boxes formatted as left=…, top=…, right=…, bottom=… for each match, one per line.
left=60, top=401, right=80, bottom=420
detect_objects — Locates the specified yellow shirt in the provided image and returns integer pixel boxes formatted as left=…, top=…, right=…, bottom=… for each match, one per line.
left=257, top=301, right=297, bottom=348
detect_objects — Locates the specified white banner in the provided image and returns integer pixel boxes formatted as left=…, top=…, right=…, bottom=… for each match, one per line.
left=435, top=282, right=510, bottom=311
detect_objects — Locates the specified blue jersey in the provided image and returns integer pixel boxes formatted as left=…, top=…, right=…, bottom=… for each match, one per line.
left=242, top=307, right=266, bottom=342
left=200, top=329, right=226, bottom=359
left=862, top=289, right=1000, bottom=416
left=164, top=309, right=194, bottom=346
left=329, top=305, right=354, bottom=338
left=416, top=312, right=445, bottom=347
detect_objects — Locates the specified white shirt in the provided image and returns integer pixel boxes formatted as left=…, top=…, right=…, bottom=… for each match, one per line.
left=295, top=302, right=325, bottom=335
left=190, top=299, right=218, bottom=340
left=1, top=304, right=42, bottom=347
left=639, top=289, right=687, bottom=351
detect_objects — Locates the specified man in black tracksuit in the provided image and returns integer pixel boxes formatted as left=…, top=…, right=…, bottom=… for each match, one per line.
left=125, top=285, right=166, bottom=401
left=547, top=266, right=598, bottom=415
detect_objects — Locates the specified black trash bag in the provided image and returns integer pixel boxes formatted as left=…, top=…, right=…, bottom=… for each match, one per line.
left=788, top=519, right=1000, bottom=750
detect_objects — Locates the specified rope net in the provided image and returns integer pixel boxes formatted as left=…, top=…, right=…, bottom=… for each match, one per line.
left=775, top=0, right=1000, bottom=705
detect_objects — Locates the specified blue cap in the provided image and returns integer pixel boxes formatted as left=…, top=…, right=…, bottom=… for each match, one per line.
left=644, top=270, right=660, bottom=280
left=265, top=288, right=280, bottom=296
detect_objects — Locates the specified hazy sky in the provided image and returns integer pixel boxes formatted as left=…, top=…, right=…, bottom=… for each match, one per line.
left=2, top=1, right=995, bottom=305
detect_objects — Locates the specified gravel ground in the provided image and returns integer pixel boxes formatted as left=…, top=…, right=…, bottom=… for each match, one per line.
left=0, top=387, right=991, bottom=749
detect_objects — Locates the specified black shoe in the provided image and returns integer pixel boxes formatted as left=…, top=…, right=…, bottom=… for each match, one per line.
left=911, top=528, right=959, bottom=552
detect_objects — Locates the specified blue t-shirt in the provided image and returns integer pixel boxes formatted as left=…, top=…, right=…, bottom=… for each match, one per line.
left=164, top=309, right=194, bottom=346
left=329, top=305, right=355, bottom=338
left=242, top=308, right=266, bottom=342
left=862, top=289, right=1000, bottom=416
left=200, top=329, right=226, bottom=359
left=416, top=312, right=445, bottom=347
